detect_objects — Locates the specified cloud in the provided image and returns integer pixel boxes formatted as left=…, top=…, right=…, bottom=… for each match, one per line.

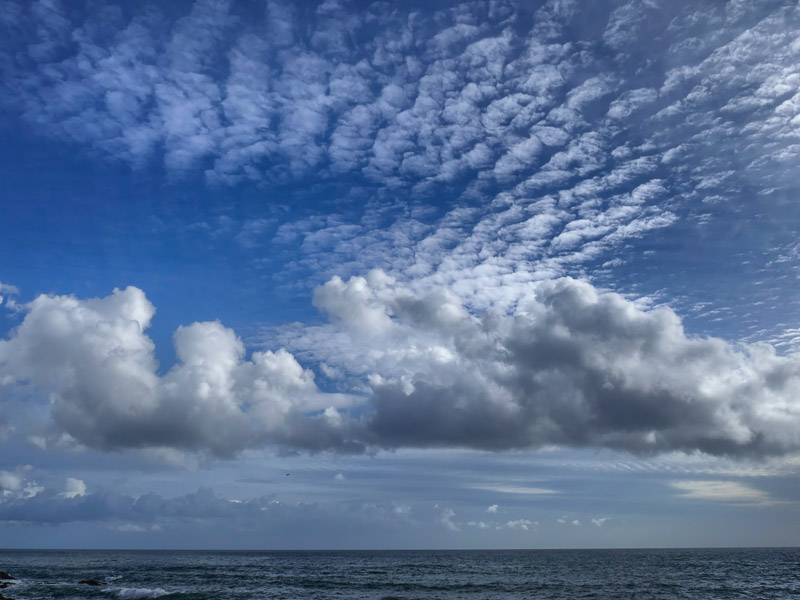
left=0, top=485, right=286, bottom=525
left=439, top=508, right=459, bottom=532
left=4, top=275, right=800, bottom=460
left=591, top=517, right=609, bottom=527
left=0, top=467, right=43, bottom=499
left=670, top=480, right=776, bottom=506
left=472, top=486, right=557, bottom=496
left=486, top=504, right=498, bottom=513
left=292, top=271, right=800, bottom=457
left=61, top=477, right=87, bottom=499
left=0, top=286, right=359, bottom=457
left=506, top=518, right=536, bottom=531
left=0, top=281, right=20, bottom=311
left=0, top=471, right=22, bottom=493
left=6, top=0, right=798, bottom=349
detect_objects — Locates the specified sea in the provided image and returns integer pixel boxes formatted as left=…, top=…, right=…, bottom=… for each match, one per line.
left=0, top=548, right=798, bottom=600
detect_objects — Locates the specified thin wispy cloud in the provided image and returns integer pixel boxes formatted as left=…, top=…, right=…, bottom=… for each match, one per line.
left=670, top=480, right=777, bottom=506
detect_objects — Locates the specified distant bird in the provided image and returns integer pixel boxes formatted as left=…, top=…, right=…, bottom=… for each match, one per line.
left=285, top=473, right=290, bottom=476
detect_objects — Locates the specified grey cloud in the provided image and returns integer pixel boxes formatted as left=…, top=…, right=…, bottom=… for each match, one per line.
left=2, top=275, right=800, bottom=459
left=0, top=287, right=358, bottom=457
left=296, top=272, right=800, bottom=457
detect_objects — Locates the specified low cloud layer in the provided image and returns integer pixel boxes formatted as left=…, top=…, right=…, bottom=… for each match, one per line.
left=2, top=275, right=800, bottom=458
left=0, top=287, right=357, bottom=457
left=301, top=271, right=800, bottom=457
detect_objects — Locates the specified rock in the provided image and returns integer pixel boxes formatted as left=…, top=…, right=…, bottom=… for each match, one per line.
left=0, top=582, right=15, bottom=589
left=79, top=579, right=102, bottom=586
left=0, top=592, right=15, bottom=600
left=0, top=574, right=14, bottom=581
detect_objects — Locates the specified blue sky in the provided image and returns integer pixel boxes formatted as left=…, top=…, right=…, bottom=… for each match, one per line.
left=1, top=0, right=800, bottom=549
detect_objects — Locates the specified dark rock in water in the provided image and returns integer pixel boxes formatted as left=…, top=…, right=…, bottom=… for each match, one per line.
left=0, top=574, right=14, bottom=581
left=0, top=592, right=16, bottom=600
left=79, top=579, right=102, bottom=586
left=0, top=582, right=15, bottom=589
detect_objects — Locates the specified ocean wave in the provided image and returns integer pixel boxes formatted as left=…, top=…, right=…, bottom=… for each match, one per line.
left=114, top=587, right=172, bottom=599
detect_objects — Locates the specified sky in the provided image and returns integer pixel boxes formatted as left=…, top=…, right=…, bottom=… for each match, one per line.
left=1, top=0, right=800, bottom=549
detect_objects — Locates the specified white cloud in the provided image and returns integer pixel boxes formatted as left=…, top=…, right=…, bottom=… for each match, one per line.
left=670, top=480, right=776, bottom=506
left=0, top=471, right=22, bottom=493
left=591, top=517, right=609, bottom=527
left=506, top=518, right=536, bottom=531
left=61, top=478, right=87, bottom=499
left=0, top=281, right=20, bottom=312
left=472, top=486, right=557, bottom=496
left=439, top=508, right=459, bottom=532
left=486, top=504, right=498, bottom=513
left=0, top=286, right=357, bottom=456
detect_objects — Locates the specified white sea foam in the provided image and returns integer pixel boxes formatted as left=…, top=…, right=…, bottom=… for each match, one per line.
left=114, top=587, right=171, bottom=599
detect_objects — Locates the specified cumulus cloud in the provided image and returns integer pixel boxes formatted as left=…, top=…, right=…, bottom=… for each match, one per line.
left=3, top=274, right=800, bottom=459
left=506, top=518, right=536, bottom=531
left=0, top=471, right=22, bottom=493
left=0, top=468, right=43, bottom=500
left=0, top=286, right=358, bottom=457
left=487, top=504, right=498, bottom=513
left=61, top=477, right=87, bottom=499
left=292, top=271, right=800, bottom=457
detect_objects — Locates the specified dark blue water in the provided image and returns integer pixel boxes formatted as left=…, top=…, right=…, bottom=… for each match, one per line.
left=0, top=548, right=798, bottom=599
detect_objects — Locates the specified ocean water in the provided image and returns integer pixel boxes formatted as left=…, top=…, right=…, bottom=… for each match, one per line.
left=0, top=548, right=798, bottom=600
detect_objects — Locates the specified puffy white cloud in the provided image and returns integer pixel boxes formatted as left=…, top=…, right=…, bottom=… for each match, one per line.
left=0, top=471, right=22, bottom=493
left=4, top=274, right=800, bottom=460
left=506, top=518, right=536, bottom=531
left=61, top=477, right=87, bottom=499
left=0, top=287, right=357, bottom=456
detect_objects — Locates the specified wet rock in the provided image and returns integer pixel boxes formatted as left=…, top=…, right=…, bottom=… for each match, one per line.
left=79, top=579, right=102, bottom=586
left=0, top=574, right=14, bottom=581
left=0, top=582, right=15, bottom=589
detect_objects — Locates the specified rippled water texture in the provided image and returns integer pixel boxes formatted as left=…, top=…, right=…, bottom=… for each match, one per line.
left=1, top=548, right=798, bottom=599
